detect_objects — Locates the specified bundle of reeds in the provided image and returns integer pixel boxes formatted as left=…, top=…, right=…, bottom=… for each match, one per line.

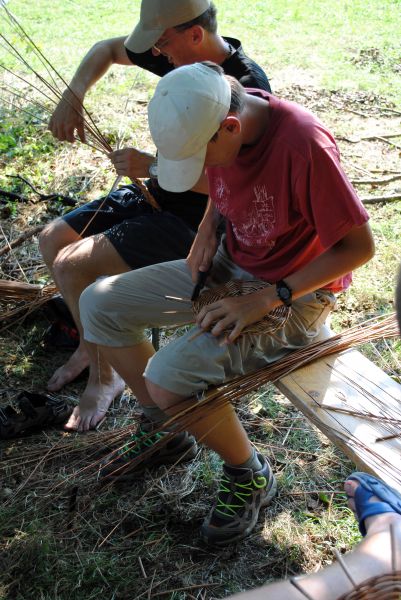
left=3, top=312, right=397, bottom=489
left=0, top=279, right=57, bottom=329
left=0, top=3, right=112, bottom=154
left=96, top=312, right=400, bottom=478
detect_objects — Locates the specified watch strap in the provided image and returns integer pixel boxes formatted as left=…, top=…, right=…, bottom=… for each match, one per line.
left=276, top=279, right=292, bottom=307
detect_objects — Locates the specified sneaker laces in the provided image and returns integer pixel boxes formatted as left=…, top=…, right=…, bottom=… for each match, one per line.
left=118, top=429, right=165, bottom=460
left=215, top=473, right=267, bottom=518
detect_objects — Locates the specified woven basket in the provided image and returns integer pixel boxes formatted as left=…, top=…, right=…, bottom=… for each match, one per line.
left=192, top=279, right=290, bottom=337
left=337, top=571, right=401, bottom=600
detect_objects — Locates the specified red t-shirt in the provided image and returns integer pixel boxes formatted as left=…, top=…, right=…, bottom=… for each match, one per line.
left=207, top=92, right=369, bottom=293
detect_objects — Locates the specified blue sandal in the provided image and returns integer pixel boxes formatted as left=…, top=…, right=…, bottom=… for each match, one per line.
left=346, top=472, right=401, bottom=536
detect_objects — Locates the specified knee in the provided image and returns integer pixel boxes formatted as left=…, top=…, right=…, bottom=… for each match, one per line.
left=52, top=246, right=78, bottom=287
left=79, top=280, right=108, bottom=326
left=145, top=378, right=183, bottom=412
left=79, top=278, right=121, bottom=340
left=79, top=274, right=149, bottom=346
left=38, top=221, right=58, bottom=266
left=39, top=219, right=79, bottom=267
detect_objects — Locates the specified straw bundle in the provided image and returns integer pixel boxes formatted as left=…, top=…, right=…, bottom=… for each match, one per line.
left=96, top=312, right=399, bottom=481
left=192, top=279, right=290, bottom=336
left=0, top=279, right=57, bottom=327
left=0, top=312, right=398, bottom=511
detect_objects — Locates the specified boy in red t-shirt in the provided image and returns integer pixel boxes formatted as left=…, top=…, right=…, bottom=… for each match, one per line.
left=79, top=62, right=375, bottom=545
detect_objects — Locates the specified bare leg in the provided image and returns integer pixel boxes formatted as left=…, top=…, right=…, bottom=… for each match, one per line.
left=98, top=341, right=157, bottom=408
left=40, top=219, right=90, bottom=387
left=147, top=379, right=253, bottom=464
left=40, top=220, right=129, bottom=430
left=99, top=344, right=253, bottom=462
left=227, top=479, right=401, bottom=600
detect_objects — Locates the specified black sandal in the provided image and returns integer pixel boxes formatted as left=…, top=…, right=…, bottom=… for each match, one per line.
left=0, top=391, right=73, bottom=439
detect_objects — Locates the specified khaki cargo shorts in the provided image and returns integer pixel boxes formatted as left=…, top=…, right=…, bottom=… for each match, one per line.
left=80, top=240, right=336, bottom=397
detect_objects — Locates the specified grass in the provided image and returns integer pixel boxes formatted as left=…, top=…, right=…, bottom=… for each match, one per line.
left=1, top=1, right=401, bottom=599
left=2, top=0, right=400, bottom=100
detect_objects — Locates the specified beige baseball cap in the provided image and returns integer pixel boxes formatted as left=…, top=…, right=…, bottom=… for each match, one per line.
left=125, top=0, right=211, bottom=54
left=148, top=63, right=231, bottom=193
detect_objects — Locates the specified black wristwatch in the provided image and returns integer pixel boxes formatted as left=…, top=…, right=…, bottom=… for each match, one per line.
left=276, top=279, right=292, bottom=307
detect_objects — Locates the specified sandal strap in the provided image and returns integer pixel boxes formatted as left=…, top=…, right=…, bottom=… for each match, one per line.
left=46, top=397, right=70, bottom=416
left=355, top=484, right=397, bottom=535
left=348, top=472, right=401, bottom=536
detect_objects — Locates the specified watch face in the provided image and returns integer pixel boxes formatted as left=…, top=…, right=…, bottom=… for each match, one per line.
left=280, top=287, right=290, bottom=300
left=149, top=160, right=158, bottom=178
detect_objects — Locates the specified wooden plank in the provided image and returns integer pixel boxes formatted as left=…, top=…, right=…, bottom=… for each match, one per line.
left=276, top=348, right=401, bottom=493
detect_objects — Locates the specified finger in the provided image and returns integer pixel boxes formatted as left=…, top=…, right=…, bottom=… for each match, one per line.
left=113, top=166, right=128, bottom=176
left=65, top=129, right=76, bottom=143
left=110, top=157, right=128, bottom=169
left=218, top=333, right=232, bottom=347
left=226, top=322, right=243, bottom=343
left=76, top=124, right=86, bottom=143
left=198, top=310, right=230, bottom=333
left=199, top=256, right=212, bottom=272
left=210, top=315, right=236, bottom=337
left=196, top=301, right=222, bottom=322
left=63, top=124, right=77, bottom=143
left=191, top=251, right=206, bottom=282
left=56, top=127, right=68, bottom=142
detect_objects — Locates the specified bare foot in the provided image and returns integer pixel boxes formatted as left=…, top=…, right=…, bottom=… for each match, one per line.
left=47, top=343, right=90, bottom=391
left=64, top=369, right=126, bottom=432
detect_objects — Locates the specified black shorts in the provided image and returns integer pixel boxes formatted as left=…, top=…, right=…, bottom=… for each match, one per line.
left=63, top=184, right=196, bottom=269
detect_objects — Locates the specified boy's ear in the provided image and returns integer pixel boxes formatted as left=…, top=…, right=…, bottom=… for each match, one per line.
left=221, top=116, right=241, bottom=134
left=187, top=25, right=204, bottom=45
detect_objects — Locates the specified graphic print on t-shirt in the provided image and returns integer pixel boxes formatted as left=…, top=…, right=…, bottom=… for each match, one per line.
left=233, top=185, right=276, bottom=249
left=214, top=176, right=230, bottom=212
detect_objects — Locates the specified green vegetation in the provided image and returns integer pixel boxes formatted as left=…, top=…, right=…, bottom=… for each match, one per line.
left=3, top=0, right=400, bottom=100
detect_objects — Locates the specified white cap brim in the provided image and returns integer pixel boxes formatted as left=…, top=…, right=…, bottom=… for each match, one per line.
left=125, top=23, right=164, bottom=53
left=157, top=145, right=207, bottom=193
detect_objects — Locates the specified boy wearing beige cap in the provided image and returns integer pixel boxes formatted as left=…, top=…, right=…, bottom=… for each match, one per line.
left=79, top=62, right=375, bottom=545
left=40, top=1, right=271, bottom=432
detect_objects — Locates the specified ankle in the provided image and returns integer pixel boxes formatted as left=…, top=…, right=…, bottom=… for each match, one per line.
left=226, top=447, right=263, bottom=472
left=141, top=404, right=168, bottom=426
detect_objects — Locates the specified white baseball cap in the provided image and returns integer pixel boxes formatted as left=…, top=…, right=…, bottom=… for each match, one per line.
left=148, top=63, right=231, bottom=193
left=125, top=0, right=211, bottom=54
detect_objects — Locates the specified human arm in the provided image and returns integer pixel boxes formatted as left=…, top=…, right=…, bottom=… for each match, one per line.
left=186, top=197, right=221, bottom=282
left=196, top=221, right=375, bottom=342
left=108, top=151, right=211, bottom=188
left=49, top=37, right=132, bottom=143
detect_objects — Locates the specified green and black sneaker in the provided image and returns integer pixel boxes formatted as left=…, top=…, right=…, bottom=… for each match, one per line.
left=99, top=420, right=198, bottom=481
left=201, top=453, right=277, bottom=546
